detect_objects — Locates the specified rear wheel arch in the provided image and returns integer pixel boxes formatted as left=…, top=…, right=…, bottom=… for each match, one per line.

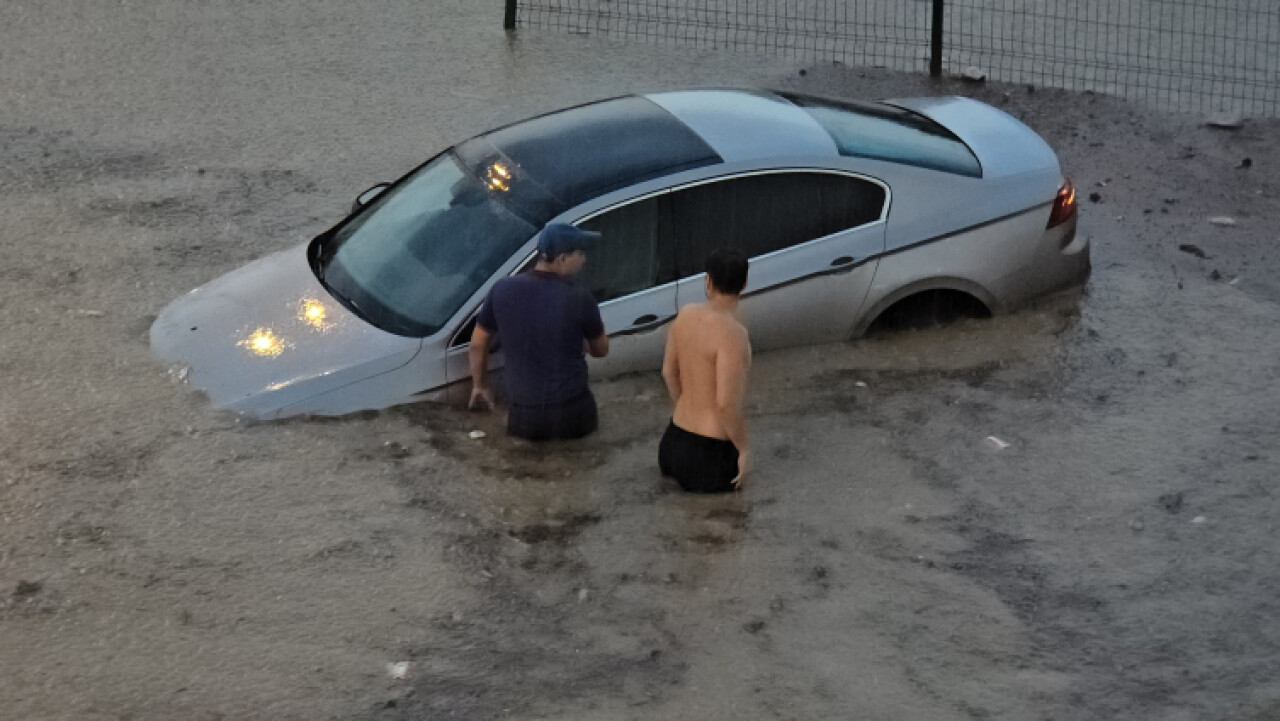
left=852, top=277, right=999, bottom=338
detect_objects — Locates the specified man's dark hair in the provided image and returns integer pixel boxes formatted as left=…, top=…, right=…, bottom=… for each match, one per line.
left=704, top=248, right=748, bottom=295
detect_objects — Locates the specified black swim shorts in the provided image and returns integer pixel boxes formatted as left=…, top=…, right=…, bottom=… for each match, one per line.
left=658, top=419, right=740, bottom=494
left=507, top=391, right=598, bottom=441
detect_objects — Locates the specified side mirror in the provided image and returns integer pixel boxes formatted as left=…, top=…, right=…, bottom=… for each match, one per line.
left=351, top=183, right=390, bottom=214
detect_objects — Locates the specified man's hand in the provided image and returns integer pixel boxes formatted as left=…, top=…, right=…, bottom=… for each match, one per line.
left=469, top=324, right=495, bottom=411
left=731, top=449, right=751, bottom=489
left=469, top=384, right=495, bottom=412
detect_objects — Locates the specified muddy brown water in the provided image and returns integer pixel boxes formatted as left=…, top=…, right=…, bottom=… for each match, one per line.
left=2, top=2, right=1279, bottom=719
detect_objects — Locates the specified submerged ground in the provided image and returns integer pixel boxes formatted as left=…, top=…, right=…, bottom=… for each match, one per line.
left=2, top=2, right=1278, bottom=719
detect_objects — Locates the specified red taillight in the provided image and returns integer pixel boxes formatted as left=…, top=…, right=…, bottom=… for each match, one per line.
left=1047, top=178, right=1077, bottom=229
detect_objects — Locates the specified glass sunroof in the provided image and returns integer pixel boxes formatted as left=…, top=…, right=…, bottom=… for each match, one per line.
left=455, top=95, right=723, bottom=225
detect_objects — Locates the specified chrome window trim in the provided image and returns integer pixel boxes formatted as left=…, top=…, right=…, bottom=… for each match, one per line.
left=446, top=249, right=541, bottom=349
left=572, top=185, right=672, bottom=225
left=655, top=167, right=891, bottom=224
left=449, top=167, right=892, bottom=348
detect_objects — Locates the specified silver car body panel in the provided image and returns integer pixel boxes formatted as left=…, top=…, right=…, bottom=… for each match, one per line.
left=152, top=90, right=1088, bottom=419
left=149, top=244, right=422, bottom=416
left=646, top=89, right=839, bottom=161
left=884, top=96, right=1060, bottom=179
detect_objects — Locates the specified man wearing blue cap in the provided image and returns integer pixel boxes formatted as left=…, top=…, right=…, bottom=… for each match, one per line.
left=468, top=223, right=609, bottom=440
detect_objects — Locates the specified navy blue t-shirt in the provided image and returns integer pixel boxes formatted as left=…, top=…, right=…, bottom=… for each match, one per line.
left=476, top=271, right=605, bottom=407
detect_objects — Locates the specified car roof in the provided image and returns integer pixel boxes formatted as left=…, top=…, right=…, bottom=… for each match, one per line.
left=455, top=89, right=1000, bottom=226
left=644, top=89, right=841, bottom=162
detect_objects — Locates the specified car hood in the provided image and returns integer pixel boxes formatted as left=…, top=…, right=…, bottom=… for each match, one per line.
left=150, top=243, right=421, bottom=416
left=885, top=96, right=1060, bottom=179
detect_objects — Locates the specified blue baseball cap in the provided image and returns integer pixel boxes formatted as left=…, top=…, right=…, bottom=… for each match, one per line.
left=537, top=223, right=601, bottom=258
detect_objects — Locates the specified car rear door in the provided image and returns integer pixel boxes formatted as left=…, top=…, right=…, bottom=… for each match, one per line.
left=669, top=170, right=888, bottom=350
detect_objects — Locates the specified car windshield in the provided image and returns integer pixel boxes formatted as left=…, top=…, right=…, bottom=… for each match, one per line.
left=780, top=92, right=982, bottom=177
left=318, top=152, right=536, bottom=337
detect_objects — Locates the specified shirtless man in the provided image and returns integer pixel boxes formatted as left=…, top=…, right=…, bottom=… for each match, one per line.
left=659, top=249, right=752, bottom=492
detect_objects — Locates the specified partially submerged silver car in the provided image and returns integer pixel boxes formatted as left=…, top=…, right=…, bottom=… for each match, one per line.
left=151, top=89, right=1087, bottom=419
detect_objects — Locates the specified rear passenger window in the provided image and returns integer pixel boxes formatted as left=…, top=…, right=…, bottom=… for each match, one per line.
left=670, top=172, right=884, bottom=277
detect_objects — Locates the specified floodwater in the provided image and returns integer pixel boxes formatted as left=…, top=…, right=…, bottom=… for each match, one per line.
left=2, top=2, right=1279, bottom=719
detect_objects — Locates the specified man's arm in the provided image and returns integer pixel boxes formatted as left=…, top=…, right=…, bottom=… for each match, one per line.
left=582, top=289, right=608, bottom=358
left=586, top=332, right=609, bottom=358
left=661, top=320, right=681, bottom=405
left=468, top=324, right=495, bottom=410
left=715, top=328, right=751, bottom=487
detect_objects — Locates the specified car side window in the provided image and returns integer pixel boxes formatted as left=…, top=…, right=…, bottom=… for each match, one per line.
left=576, top=193, right=674, bottom=303
left=670, top=172, right=885, bottom=278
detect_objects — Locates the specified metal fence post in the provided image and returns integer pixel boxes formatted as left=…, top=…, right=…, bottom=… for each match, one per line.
left=930, top=0, right=944, bottom=77
left=504, top=0, right=517, bottom=30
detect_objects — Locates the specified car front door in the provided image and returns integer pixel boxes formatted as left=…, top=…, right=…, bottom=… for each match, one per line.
left=575, top=191, right=678, bottom=377
left=441, top=189, right=678, bottom=396
left=669, top=170, right=888, bottom=351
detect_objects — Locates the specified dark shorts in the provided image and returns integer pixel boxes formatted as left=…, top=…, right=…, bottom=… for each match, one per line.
left=658, top=420, right=740, bottom=494
left=507, top=391, right=598, bottom=441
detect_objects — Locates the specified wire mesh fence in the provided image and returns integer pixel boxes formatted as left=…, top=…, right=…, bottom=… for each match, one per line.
left=510, top=0, right=1280, bottom=116
left=513, top=1, right=933, bottom=74
left=945, top=1, right=1280, bottom=116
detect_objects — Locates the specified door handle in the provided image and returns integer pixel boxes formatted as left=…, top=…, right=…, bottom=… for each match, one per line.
left=610, top=313, right=675, bottom=338
left=831, top=256, right=854, bottom=266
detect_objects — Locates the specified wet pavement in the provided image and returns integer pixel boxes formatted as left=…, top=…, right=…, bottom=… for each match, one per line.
left=2, top=2, right=1279, bottom=719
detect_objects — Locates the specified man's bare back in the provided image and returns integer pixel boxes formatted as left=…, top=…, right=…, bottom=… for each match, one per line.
left=665, top=303, right=751, bottom=441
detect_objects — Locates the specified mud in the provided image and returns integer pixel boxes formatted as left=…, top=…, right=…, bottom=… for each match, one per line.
left=2, top=2, right=1279, bottom=720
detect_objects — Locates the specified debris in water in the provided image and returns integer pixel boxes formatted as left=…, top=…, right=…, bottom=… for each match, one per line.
left=1208, top=216, right=1237, bottom=227
left=13, top=580, right=42, bottom=598
left=382, top=441, right=410, bottom=459
left=577, top=588, right=590, bottom=603
left=1178, top=244, right=1208, bottom=259
left=1238, top=157, right=1253, bottom=169
left=985, top=436, right=1011, bottom=450
left=1206, top=112, right=1243, bottom=129
left=468, top=430, right=486, bottom=440
left=1159, top=492, right=1185, bottom=514
left=1088, top=192, right=1102, bottom=203
left=1191, top=516, right=1207, bottom=524
left=386, top=662, right=411, bottom=680
left=1128, top=518, right=1145, bottom=532
left=72, top=309, right=105, bottom=317
left=854, top=381, right=868, bottom=388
